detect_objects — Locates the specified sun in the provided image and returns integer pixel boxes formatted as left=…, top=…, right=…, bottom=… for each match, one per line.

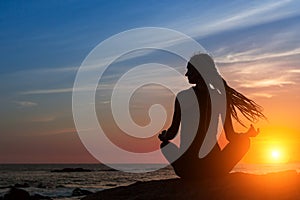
left=268, top=148, right=287, bottom=163
left=271, top=150, right=281, bottom=160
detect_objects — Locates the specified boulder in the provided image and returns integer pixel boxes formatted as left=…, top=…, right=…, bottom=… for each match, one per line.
left=72, top=188, right=93, bottom=196
left=3, top=187, right=30, bottom=200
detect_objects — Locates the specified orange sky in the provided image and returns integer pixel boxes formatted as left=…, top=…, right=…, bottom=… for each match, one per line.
left=218, top=59, right=300, bottom=163
left=1, top=1, right=300, bottom=164
left=95, top=70, right=300, bottom=164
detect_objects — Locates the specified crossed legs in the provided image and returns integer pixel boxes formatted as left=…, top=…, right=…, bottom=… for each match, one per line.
left=160, top=135, right=250, bottom=179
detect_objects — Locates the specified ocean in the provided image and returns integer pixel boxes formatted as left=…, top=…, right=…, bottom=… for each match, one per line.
left=0, top=163, right=299, bottom=199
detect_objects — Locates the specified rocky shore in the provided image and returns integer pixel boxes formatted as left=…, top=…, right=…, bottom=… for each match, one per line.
left=1, top=187, right=93, bottom=200
left=83, top=170, right=300, bottom=200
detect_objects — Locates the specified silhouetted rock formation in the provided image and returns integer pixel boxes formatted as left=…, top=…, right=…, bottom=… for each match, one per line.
left=3, top=187, right=30, bottom=200
left=82, top=171, right=300, bottom=200
left=14, top=183, right=30, bottom=188
left=50, top=168, right=92, bottom=173
left=72, top=188, right=93, bottom=196
left=30, top=194, right=53, bottom=200
left=3, top=187, right=53, bottom=200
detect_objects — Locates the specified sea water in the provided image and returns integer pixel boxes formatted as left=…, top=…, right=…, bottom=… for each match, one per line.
left=0, top=164, right=177, bottom=199
left=0, top=163, right=299, bottom=199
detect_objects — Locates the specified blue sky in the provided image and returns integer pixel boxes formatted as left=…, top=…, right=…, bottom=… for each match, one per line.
left=0, top=0, right=300, bottom=163
left=1, top=0, right=299, bottom=73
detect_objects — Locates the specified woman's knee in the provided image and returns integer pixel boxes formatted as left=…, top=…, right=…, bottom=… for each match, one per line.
left=230, top=135, right=250, bottom=151
left=240, top=136, right=250, bottom=152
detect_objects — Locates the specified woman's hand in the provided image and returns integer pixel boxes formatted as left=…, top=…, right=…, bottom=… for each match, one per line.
left=245, top=124, right=260, bottom=137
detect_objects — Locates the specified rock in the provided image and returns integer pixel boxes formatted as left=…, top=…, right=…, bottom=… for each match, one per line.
left=82, top=171, right=300, bottom=200
left=2, top=187, right=54, bottom=200
left=0, top=186, right=10, bottom=189
left=72, top=188, right=93, bottom=196
left=37, top=183, right=47, bottom=189
left=56, top=184, right=65, bottom=188
left=30, top=194, right=53, bottom=200
left=14, top=183, right=30, bottom=188
left=105, top=183, right=117, bottom=187
left=4, top=187, right=30, bottom=200
left=51, top=168, right=92, bottom=173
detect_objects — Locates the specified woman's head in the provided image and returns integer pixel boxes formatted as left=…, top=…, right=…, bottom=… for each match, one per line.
left=185, top=62, right=203, bottom=84
left=185, top=53, right=220, bottom=85
left=186, top=53, right=266, bottom=126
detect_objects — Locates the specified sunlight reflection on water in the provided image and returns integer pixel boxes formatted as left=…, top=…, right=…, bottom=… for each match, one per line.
left=233, top=163, right=300, bottom=174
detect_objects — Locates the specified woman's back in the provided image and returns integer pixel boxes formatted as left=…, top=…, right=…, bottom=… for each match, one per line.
left=179, top=86, right=213, bottom=160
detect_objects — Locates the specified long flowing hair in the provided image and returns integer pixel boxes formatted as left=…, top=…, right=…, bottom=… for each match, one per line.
left=189, top=53, right=266, bottom=126
left=224, top=80, right=266, bottom=126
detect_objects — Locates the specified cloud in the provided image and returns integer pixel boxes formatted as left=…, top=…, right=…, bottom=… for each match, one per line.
left=30, top=116, right=56, bottom=123
left=221, top=61, right=298, bottom=86
left=14, top=101, right=38, bottom=107
left=21, top=88, right=74, bottom=95
left=250, top=93, right=274, bottom=98
left=216, top=48, right=300, bottom=65
left=20, top=85, right=109, bottom=95
left=180, top=0, right=299, bottom=38
left=218, top=53, right=300, bottom=100
left=13, top=1, right=300, bottom=100
left=288, top=69, right=300, bottom=73
left=238, top=78, right=295, bottom=88
left=47, top=128, right=77, bottom=135
left=29, top=66, right=78, bottom=74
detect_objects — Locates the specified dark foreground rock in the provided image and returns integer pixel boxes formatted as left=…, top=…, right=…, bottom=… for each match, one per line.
left=14, top=183, right=30, bottom=188
left=72, top=188, right=93, bottom=196
left=31, top=194, right=53, bottom=200
left=3, top=187, right=30, bottom=200
left=51, top=168, right=92, bottom=173
left=82, top=171, right=300, bottom=200
left=3, top=187, right=53, bottom=200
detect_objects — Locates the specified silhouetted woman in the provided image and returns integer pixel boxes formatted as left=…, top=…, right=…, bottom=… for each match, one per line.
left=159, top=53, right=265, bottom=179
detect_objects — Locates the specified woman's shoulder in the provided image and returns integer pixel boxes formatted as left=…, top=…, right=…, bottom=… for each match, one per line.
left=177, top=87, right=194, bottom=96
left=176, top=87, right=198, bottom=103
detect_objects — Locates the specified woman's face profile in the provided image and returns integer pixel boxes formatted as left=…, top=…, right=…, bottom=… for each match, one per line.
left=185, top=63, right=202, bottom=85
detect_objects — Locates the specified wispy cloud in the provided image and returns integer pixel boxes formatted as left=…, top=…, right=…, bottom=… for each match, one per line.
left=47, top=128, right=77, bottom=135
left=20, top=58, right=189, bottom=95
left=30, top=66, right=78, bottom=74
left=250, top=93, right=274, bottom=98
left=219, top=56, right=300, bottom=99
left=180, top=0, right=298, bottom=38
left=239, top=78, right=295, bottom=88
left=14, top=101, right=38, bottom=107
left=216, top=48, right=300, bottom=64
left=12, top=1, right=300, bottom=100
left=21, top=88, right=74, bottom=95
left=30, top=116, right=56, bottom=123
left=21, top=85, right=114, bottom=95
left=288, top=69, right=300, bottom=73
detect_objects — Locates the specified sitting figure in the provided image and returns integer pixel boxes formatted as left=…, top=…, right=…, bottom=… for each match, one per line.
left=159, top=53, right=265, bottom=179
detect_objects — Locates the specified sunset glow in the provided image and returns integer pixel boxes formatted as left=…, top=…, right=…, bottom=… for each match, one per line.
left=266, top=147, right=288, bottom=164
left=0, top=1, right=299, bottom=164
left=271, top=150, right=280, bottom=160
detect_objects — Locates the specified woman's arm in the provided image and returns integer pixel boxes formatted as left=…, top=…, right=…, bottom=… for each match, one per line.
left=223, top=108, right=236, bottom=142
left=224, top=107, right=235, bottom=136
left=224, top=106, right=259, bottom=141
left=159, top=98, right=181, bottom=142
